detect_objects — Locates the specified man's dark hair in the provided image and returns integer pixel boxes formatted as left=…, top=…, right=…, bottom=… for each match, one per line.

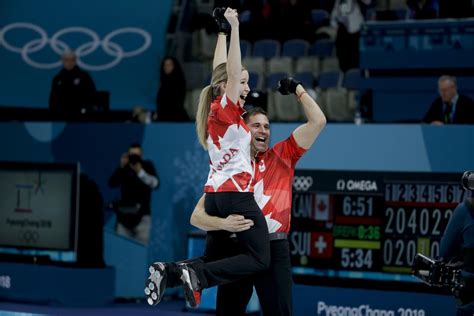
left=129, top=142, right=142, bottom=150
left=243, top=106, right=268, bottom=123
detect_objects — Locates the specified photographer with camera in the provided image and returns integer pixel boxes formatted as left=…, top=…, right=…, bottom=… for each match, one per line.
left=108, top=143, right=159, bottom=245
left=439, top=171, right=474, bottom=315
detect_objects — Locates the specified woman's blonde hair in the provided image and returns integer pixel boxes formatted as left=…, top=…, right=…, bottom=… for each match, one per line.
left=196, top=63, right=228, bottom=150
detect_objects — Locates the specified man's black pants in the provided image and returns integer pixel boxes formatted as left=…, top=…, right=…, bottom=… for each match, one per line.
left=216, top=239, right=292, bottom=316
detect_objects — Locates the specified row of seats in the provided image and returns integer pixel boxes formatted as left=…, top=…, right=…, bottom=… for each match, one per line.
left=265, top=69, right=361, bottom=122
left=197, top=67, right=361, bottom=95
left=241, top=38, right=336, bottom=59
left=183, top=86, right=357, bottom=123
left=190, top=28, right=337, bottom=61
left=362, top=19, right=474, bottom=52
left=183, top=56, right=342, bottom=91
left=184, top=68, right=362, bottom=123
left=243, top=56, right=339, bottom=90
left=236, top=8, right=331, bottom=28
left=267, top=87, right=358, bottom=122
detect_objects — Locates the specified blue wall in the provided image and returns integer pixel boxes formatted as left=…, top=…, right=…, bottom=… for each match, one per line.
left=361, top=77, right=474, bottom=122
left=0, top=0, right=173, bottom=110
left=359, top=19, right=474, bottom=123
left=360, top=20, right=474, bottom=70
left=0, top=122, right=472, bottom=302
left=0, top=122, right=473, bottom=264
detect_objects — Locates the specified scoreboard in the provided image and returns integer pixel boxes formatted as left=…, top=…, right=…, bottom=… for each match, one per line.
left=290, top=170, right=472, bottom=284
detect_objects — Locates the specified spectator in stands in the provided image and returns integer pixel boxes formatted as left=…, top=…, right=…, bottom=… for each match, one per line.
left=330, top=0, right=371, bottom=72
left=155, top=56, right=189, bottom=122
left=423, top=75, right=474, bottom=125
left=48, top=50, right=96, bottom=116
left=133, top=105, right=152, bottom=124
left=212, top=0, right=284, bottom=42
left=249, top=0, right=279, bottom=41
left=276, top=0, right=313, bottom=42
left=439, top=0, right=473, bottom=18
left=108, top=143, right=159, bottom=244
left=407, top=0, right=439, bottom=19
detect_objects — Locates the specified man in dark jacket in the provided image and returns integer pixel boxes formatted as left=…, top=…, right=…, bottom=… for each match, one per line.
left=423, top=75, right=474, bottom=125
left=108, top=143, right=159, bottom=244
left=49, top=50, right=96, bottom=116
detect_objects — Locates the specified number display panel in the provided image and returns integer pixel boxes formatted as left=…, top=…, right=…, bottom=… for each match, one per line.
left=290, top=170, right=472, bottom=285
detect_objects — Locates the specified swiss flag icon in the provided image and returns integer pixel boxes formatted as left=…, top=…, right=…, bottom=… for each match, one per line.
left=310, top=232, right=333, bottom=258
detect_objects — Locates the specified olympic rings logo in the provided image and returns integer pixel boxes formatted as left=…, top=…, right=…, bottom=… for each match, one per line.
left=0, top=22, right=152, bottom=71
left=18, top=230, right=40, bottom=243
left=292, top=176, right=314, bottom=191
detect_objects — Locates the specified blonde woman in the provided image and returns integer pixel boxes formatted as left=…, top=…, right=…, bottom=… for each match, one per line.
left=145, top=8, right=270, bottom=308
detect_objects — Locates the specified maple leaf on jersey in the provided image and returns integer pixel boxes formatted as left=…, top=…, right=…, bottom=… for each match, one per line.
left=206, top=123, right=251, bottom=191
left=265, top=213, right=282, bottom=233
left=254, top=180, right=282, bottom=233
left=254, top=179, right=271, bottom=210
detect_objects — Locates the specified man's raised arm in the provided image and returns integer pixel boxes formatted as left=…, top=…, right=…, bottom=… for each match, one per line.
left=278, top=78, right=327, bottom=149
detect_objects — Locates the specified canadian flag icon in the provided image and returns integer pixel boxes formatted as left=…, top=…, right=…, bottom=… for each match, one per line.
left=313, top=194, right=331, bottom=221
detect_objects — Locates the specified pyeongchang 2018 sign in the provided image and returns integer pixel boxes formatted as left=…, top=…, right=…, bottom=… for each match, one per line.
left=293, top=285, right=456, bottom=316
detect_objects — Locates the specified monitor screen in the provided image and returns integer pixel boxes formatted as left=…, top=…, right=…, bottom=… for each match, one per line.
left=0, top=162, right=79, bottom=262
left=290, top=170, right=472, bottom=290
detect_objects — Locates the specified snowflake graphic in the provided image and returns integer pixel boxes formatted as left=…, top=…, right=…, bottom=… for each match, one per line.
left=149, top=218, right=169, bottom=259
left=172, top=142, right=209, bottom=207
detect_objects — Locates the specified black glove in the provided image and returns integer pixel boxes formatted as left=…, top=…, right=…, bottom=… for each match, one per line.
left=213, top=7, right=231, bottom=34
left=278, top=77, right=302, bottom=95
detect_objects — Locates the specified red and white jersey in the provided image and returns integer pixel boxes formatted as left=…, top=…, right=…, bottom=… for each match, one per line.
left=253, top=134, right=307, bottom=233
left=204, top=95, right=254, bottom=193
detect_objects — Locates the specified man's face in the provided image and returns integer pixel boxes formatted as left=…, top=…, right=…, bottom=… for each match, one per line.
left=438, top=80, right=457, bottom=103
left=246, top=113, right=270, bottom=155
left=128, top=147, right=143, bottom=157
left=163, top=59, right=174, bottom=75
left=62, top=54, right=76, bottom=71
